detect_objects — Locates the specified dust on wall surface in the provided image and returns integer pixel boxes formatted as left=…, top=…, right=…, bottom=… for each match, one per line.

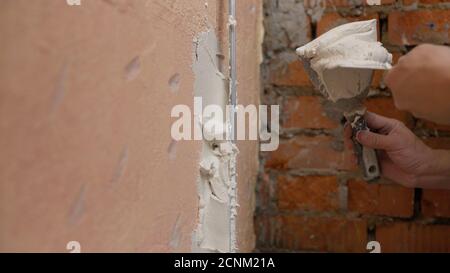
left=256, top=0, right=450, bottom=253
left=0, top=0, right=261, bottom=252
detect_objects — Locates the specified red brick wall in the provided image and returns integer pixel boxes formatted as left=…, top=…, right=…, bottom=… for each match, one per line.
left=257, top=0, right=450, bottom=253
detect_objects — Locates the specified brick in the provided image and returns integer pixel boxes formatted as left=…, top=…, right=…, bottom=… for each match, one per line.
left=271, top=215, right=368, bottom=252
left=348, top=180, right=414, bottom=217
left=265, top=135, right=357, bottom=171
left=282, top=96, right=338, bottom=129
left=365, top=97, right=414, bottom=128
left=403, top=0, right=449, bottom=5
left=264, top=0, right=311, bottom=50
left=388, top=10, right=450, bottom=46
left=328, top=0, right=395, bottom=6
left=372, top=0, right=396, bottom=4
left=421, top=120, right=450, bottom=132
left=422, top=189, right=450, bottom=218
left=277, top=175, right=340, bottom=211
left=423, top=137, right=450, bottom=150
left=391, top=52, right=403, bottom=64
left=377, top=222, right=450, bottom=252
left=269, top=59, right=312, bottom=87
left=371, top=70, right=384, bottom=88
left=317, top=13, right=380, bottom=37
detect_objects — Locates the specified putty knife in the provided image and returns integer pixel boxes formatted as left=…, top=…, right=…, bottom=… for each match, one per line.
left=296, top=20, right=392, bottom=181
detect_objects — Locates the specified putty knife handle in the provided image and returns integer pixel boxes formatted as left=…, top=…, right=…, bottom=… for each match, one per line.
left=361, top=146, right=380, bottom=181
left=351, top=116, right=381, bottom=182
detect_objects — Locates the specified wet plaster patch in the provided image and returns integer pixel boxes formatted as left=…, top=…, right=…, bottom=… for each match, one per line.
left=192, top=30, right=238, bottom=253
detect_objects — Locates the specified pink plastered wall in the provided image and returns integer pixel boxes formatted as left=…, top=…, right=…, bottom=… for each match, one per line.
left=0, top=0, right=261, bottom=252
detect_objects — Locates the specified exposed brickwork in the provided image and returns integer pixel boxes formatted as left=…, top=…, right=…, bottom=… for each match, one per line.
left=348, top=180, right=414, bottom=217
left=317, top=13, right=380, bottom=37
left=282, top=96, right=338, bottom=129
left=264, top=135, right=357, bottom=171
left=257, top=171, right=273, bottom=210
left=263, top=0, right=311, bottom=51
left=310, top=0, right=396, bottom=7
left=257, top=215, right=368, bottom=252
left=388, top=10, right=450, bottom=45
left=278, top=175, right=340, bottom=212
left=422, top=189, right=450, bottom=218
left=403, top=0, right=449, bottom=5
left=269, top=59, right=312, bottom=87
left=377, top=222, right=450, bottom=252
left=420, top=120, right=450, bottom=133
left=257, top=0, right=450, bottom=253
left=365, top=97, right=415, bottom=128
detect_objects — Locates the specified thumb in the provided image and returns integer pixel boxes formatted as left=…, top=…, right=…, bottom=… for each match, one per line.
left=356, top=130, right=394, bottom=150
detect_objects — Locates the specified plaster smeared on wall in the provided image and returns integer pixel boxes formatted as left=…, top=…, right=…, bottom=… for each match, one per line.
left=264, top=0, right=310, bottom=50
left=304, top=0, right=326, bottom=23
left=192, top=30, right=238, bottom=253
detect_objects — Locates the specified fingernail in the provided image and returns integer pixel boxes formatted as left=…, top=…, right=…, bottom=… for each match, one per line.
left=356, top=131, right=365, bottom=142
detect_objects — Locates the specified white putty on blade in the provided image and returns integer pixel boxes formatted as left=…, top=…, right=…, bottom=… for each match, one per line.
left=296, top=19, right=391, bottom=181
left=296, top=19, right=392, bottom=102
left=192, top=30, right=238, bottom=253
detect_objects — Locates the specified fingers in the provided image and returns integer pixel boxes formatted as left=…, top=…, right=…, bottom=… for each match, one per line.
left=356, top=130, right=396, bottom=150
left=378, top=152, right=417, bottom=188
left=343, top=124, right=358, bottom=166
left=364, top=111, right=398, bottom=132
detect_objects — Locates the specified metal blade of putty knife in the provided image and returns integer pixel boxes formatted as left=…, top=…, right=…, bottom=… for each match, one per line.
left=296, top=19, right=392, bottom=182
